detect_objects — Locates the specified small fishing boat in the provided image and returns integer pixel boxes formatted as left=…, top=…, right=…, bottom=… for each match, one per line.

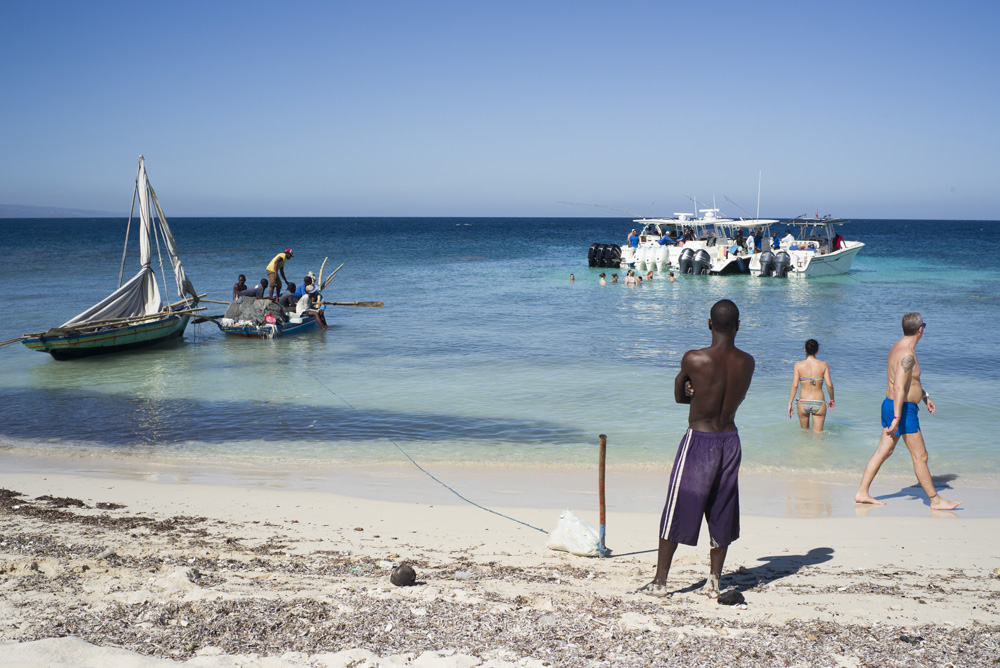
left=216, top=297, right=320, bottom=338
left=20, top=156, right=201, bottom=360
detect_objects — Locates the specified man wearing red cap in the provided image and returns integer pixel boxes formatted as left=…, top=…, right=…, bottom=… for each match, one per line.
left=266, top=249, right=293, bottom=300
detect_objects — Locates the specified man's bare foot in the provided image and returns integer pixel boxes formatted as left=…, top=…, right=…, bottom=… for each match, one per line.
left=929, top=494, right=962, bottom=510
left=854, top=492, right=886, bottom=505
left=636, top=581, right=671, bottom=598
left=698, top=574, right=721, bottom=598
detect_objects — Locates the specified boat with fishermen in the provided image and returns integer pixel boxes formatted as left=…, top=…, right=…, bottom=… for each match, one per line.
left=750, top=216, right=864, bottom=278
left=207, top=260, right=385, bottom=338
left=14, top=156, right=203, bottom=360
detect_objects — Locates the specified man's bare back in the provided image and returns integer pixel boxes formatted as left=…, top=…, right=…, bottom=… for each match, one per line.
left=675, top=343, right=755, bottom=433
left=641, top=299, right=755, bottom=599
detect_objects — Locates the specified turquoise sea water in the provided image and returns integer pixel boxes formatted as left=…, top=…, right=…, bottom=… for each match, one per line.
left=1, top=217, right=998, bottom=489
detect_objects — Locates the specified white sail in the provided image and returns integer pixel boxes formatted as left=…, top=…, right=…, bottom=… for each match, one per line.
left=61, top=156, right=195, bottom=327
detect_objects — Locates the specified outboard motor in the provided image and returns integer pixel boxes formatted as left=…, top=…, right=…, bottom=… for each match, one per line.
left=602, top=244, right=621, bottom=268
left=588, top=243, right=601, bottom=267
left=758, top=250, right=775, bottom=277
left=774, top=250, right=792, bottom=278
left=595, top=244, right=610, bottom=267
left=692, top=249, right=712, bottom=275
left=678, top=247, right=695, bottom=274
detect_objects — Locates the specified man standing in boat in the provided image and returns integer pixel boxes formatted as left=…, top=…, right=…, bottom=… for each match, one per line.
left=266, top=249, right=293, bottom=300
left=641, top=299, right=755, bottom=597
left=854, top=313, right=962, bottom=510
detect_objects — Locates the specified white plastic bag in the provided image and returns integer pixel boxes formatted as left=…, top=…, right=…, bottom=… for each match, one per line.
left=546, top=509, right=600, bottom=557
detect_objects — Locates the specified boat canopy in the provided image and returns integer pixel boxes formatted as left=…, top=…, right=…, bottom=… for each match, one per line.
left=62, top=156, right=196, bottom=327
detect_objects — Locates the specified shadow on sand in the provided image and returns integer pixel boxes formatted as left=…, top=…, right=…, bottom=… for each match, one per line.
left=674, top=546, right=836, bottom=594
left=872, top=474, right=960, bottom=507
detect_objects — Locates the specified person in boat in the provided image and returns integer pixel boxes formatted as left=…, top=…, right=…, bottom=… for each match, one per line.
left=657, top=231, right=678, bottom=246
left=682, top=228, right=695, bottom=243
left=746, top=233, right=756, bottom=254
left=266, top=249, right=294, bottom=300
left=278, top=282, right=298, bottom=309
left=787, top=339, right=835, bottom=433
left=291, top=274, right=316, bottom=301
left=781, top=230, right=796, bottom=247
left=295, top=286, right=328, bottom=330
left=832, top=233, right=844, bottom=251
left=771, top=232, right=780, bottom=249
left=232, top=274, right=247, bottom=301
left=855, top=314, right=961, bottom=510
left=238, top=278, right=267, bottom=299
left=734, top=230, right=746, bottom=251
left=640, top=299, right=755, bottom=598
left=628, top=229, right=639, bottom=248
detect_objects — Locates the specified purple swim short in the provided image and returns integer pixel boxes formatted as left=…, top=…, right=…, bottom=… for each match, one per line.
left=659, top=429, right=741, bottom=548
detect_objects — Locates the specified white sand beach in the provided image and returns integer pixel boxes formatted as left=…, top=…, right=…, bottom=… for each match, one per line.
left=2, top=463, right=999, bottom=667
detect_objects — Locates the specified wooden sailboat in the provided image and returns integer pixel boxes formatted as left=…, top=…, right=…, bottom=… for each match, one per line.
left=21, top=156, right=202, bottom=360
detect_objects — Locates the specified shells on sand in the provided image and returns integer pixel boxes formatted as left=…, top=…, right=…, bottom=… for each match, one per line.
left=390, top=563, right=416, bottom=586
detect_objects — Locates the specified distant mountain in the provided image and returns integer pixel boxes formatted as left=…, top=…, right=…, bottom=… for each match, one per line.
left=0, top=204, right=120, bottom=218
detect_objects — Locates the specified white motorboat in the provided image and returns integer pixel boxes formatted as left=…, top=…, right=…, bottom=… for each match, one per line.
left=631, top=210, right=780, bottom=275
left=749, top=217, right=864, bottom=278
left=621, top=214, right=694, bottom=271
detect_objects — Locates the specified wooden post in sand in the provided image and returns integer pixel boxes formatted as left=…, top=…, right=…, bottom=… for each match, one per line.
left=598, top=434, right=611, bottom=557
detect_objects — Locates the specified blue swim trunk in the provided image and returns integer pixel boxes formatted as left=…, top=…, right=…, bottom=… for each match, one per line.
left=880, top=397, right=920, bottom=434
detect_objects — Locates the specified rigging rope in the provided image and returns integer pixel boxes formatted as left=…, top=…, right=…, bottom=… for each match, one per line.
left=305, top=369, right=548, bottom=534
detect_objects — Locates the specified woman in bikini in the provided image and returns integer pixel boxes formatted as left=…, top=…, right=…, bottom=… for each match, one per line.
left=787, top=339, right=835, bottom=433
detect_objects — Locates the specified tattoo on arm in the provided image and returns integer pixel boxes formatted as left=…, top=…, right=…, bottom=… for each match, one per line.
left=901, top=355, right=915, bottom=373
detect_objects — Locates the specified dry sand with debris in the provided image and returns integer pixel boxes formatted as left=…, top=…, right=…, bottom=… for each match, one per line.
left=1, top=469, right=999, bottom=667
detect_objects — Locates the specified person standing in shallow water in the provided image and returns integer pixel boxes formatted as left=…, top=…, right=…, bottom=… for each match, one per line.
left=788, top=339, right=835, bottom=433
left=640, top=299, right=755, bottom=597
left=855, top=313, right=962, bottom=510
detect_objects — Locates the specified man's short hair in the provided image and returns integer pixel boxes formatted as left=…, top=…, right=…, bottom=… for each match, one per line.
left=902, top=312, right=923, bottom=335
left=710, top=299, right=739, bottom=331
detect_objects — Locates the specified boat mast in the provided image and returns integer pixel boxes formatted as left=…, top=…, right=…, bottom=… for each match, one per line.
left=117, top=159, right=142, bottom=289
left=756, top=171, right=762, bottom=221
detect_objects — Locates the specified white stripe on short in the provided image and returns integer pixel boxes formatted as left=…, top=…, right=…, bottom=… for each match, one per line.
left=661, top=429, right=693, bottom=540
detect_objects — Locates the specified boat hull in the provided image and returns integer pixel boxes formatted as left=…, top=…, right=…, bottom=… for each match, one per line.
left=22, top=314, right=192, bottom=360
left=793, top=243, right=864, bottom=277
left=219, top=315, right=319, bottom=338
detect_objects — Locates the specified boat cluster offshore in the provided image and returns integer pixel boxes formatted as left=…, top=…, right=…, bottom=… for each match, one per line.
left=589, top=209, right=864, bottom=278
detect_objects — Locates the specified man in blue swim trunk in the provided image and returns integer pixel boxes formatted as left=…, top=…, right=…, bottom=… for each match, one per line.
left=855, top=313, right=961, bottom=510
left=640, top=299, right=755, bottom=597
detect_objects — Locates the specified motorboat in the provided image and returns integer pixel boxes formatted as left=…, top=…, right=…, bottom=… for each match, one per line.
left=640, top=211, right=780, bottom=275
left=750, top=216, right=864, bottom=277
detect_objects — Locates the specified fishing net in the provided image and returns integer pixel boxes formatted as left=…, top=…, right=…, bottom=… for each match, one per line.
left=223, top=297, right=289, bottom=325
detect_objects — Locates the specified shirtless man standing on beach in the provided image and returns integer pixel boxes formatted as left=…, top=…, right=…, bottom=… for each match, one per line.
left=641, top=299, right=755, bottom=597
left=855, top=313, right=962, bottom=509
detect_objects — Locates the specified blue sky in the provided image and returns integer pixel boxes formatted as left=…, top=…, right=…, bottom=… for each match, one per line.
left=2, top=1, right=998, bottom=218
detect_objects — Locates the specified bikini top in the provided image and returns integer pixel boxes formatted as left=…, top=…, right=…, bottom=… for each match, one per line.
left=801, top=376, right=823, bottom=386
